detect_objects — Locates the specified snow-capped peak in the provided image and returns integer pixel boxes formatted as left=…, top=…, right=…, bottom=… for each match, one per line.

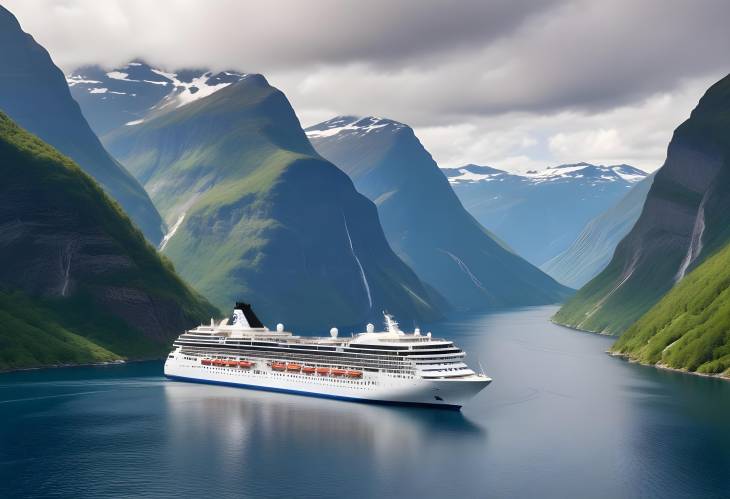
left=443, top=162, right=646, bottom=186
left=441, top=164, right=511, bottom=184
left=306, top=116, right=407, bottom=139
left=522, top=163, right=647, bottom=184
left=66, top=61, right=247, bottom=110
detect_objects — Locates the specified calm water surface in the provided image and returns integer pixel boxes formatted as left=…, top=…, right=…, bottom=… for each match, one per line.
left=1, top=306, right=729, bottom=499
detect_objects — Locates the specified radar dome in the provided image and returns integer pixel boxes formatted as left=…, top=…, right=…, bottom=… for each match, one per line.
left=414, top=328, right=421, bottom=336
left=330, top=327, right=339, bottom=338
left=276, top=323, right=284, bottom=332
left=366, top=323, right=375, bottom=333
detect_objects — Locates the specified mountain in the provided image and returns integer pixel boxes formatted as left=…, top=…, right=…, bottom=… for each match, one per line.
left=0, top=112, right=217, bottom=370
left=0, top=6, right=164, bottom=243
left=103, top=78, right=442, bottom=330
left=541, top=173, right=655, bottom=288
left=67, top=61, right=246, bottom=136
left=611, top=238, right=730, bottom=378
left=554, top=73, right=730, bottom=335
left=443, top=162, right=647, bottom=265
left=305, top=116, right=570, bottom=310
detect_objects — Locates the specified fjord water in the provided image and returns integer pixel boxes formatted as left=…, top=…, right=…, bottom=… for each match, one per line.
left=1, top=307, right=728, bottom=499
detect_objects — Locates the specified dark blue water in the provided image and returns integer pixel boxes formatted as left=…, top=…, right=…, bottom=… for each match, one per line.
left=1, top=306, right=729, bottom=499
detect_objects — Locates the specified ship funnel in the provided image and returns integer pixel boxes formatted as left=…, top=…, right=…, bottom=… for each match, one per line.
left=233, top=302, right=264, bottom=328
left=330, top=327, right=339, bottom=338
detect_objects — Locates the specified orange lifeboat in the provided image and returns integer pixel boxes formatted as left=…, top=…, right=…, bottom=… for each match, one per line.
left=316, top=367, right=330, bottom=376
left=212, top=359, right=224, bottom=366
left=331, top=368, right=347, bottom=376
left=302, top=366, right=316, bottom=374
left=271, top=362, right=286, bottom=371
left=226, top=360, right=238, bottom=367
left=286, top=363, right=302, bottom=372
left=201, top=359, right=212, bottom=366
left=346, top=370, right=363, bottom=378
left=238, top=360, right=254, bottom=368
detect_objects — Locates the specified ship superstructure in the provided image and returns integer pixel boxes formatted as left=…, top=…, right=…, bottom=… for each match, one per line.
left=164, top=303, right=491, bottom=408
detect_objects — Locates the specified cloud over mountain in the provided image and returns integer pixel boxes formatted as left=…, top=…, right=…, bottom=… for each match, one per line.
left=7, top=0, right=729, bottom=171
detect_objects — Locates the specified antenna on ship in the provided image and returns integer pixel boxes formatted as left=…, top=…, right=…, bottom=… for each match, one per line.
left=477, top=357, right=486, bottom=376
left=383, top=311, right=400, bottom=334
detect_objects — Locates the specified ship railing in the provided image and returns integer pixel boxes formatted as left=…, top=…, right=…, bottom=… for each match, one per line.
left=180, top=347, right=416, bottom=374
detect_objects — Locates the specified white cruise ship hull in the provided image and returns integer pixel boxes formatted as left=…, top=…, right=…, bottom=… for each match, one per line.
left=164, top=356, right=490, bottom=409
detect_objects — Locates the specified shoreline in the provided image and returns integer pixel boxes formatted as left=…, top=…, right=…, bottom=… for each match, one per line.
left=607, top=351, right=730, bottom=381
left=552, top=318, right=730, bottom=382
left=0, top=356, right=164, bottom=375
left=550, top=318, right=614, bottom=336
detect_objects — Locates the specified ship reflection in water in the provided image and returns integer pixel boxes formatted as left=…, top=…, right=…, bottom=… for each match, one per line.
left=162, top=380, right=485, bottom=494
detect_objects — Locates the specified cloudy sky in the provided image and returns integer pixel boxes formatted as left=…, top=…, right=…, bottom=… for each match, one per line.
left=4, top=0, right=729, bottom=172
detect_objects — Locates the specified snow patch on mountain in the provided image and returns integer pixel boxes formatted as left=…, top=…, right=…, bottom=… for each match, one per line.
left=306, top=116, right=406, bottom=139
left=106, top=71, right=131, bottom=81
left=66, top=75, right=102, bottom=86
left=151, top=69, right=240, bottom=110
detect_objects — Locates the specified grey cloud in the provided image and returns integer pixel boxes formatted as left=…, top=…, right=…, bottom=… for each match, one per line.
left=5, top=0, right=728, bottom=117
left=3, top=0, right=729, bottom=171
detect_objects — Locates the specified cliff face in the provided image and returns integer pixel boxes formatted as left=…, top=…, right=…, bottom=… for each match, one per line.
left=554, top=73, right=730, bottom=334
left=307, top=116, right=571, bottom=311
left=0, top=6, right=164, bottom=243
left=0, top=112, right=217, bottom=370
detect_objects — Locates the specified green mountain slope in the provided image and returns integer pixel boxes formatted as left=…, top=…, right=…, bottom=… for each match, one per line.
left=0, top=112, right=217, bottom=370
left=0, top=6, right=164, bottom=243
left=554, top=73, right=730, bottom=334
left=541, top=173, right=655, bottom=288
left=306, top=116, right=571, bottom=310
left=104, top=77, right=442, bottom=329
left=611, top=240, right=730, bottom=377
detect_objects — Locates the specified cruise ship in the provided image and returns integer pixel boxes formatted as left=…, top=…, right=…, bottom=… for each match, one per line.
left=164, top=303, right=492, bottom=409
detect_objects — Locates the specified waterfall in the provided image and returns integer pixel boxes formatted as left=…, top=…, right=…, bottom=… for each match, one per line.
left=342, top=213, right=373, bottom=309
left=439, top=249, right=486, bottom=291
left=675, top=193, right=707, bottom=282
left=160, top=213, right=186, bottom=251
left=59, top=241, right=76, bottom=297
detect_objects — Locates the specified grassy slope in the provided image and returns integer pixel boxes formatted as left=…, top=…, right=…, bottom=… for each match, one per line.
left=611, top=241, right=730, bottom=377
left=0, top=112, right=217, bottom=370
